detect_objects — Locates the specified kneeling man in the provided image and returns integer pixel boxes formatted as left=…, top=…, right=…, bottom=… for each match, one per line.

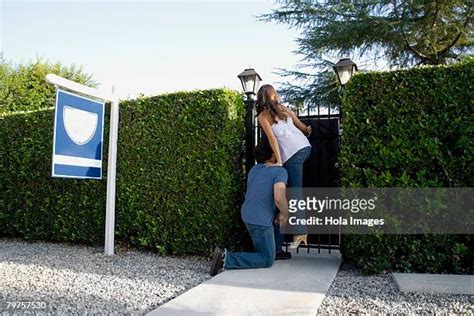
left=210, top=139, right=288, bottom=276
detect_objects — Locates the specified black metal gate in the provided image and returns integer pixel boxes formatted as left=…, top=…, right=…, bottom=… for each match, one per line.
left=255, top=105, right=342, bottom=253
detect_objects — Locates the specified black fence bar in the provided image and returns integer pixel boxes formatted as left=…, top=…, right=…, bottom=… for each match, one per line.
left=244, top=98, right=256, bottom=176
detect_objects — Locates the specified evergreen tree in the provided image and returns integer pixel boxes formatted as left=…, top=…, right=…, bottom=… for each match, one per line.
left=260, top=0, right=473, bottom=108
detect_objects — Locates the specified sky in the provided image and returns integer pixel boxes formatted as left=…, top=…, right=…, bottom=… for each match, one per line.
left=1, top=0, right=305, bottom=100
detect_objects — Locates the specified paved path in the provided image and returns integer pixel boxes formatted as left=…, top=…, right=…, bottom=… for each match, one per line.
left=392, top=273, right=474, bottom=295
left=147, top=250, right=341, bottom=316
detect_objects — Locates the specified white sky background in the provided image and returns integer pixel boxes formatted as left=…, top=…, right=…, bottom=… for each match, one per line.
left=1, top=0, right=307, bottom=100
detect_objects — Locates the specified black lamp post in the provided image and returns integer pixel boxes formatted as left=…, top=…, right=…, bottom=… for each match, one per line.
left=332, top=59, right=357, bottom=248
left=237, top=68, right=262, bottom=175
left=333, top=58, right=358, bottom=88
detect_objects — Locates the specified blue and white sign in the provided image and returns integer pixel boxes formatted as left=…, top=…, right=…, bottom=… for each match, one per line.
left=52, top=89, right=105, bottom=179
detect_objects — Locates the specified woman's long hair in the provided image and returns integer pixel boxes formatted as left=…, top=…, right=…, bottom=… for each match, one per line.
left=255, top=84, right=288, bottom=122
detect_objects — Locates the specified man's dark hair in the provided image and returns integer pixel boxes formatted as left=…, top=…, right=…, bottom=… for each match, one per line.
left=254, top=138, right=274, bottom=163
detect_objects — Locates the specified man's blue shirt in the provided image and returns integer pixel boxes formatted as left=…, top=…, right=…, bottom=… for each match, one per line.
left=241, top=164, right=288, bottom=226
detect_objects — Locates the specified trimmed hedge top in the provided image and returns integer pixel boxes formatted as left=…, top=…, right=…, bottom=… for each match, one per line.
left=340, top=58, right=473, bottom=188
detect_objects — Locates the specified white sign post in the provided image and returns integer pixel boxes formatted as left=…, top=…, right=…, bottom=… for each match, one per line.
left=105, top=86, right=120, bottom=256
left=46, top=74, right=119, bottom=255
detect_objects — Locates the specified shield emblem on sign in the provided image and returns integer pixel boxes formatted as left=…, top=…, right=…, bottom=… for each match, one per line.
left=63, top=106, right=98, bottom=145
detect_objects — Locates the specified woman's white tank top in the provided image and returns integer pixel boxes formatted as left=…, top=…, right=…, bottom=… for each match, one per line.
left=271, top=116, right=311, bottom=164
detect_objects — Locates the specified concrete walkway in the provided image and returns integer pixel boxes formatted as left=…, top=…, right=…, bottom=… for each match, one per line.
left=147, top=250, right=341, bottom=316
left=393, top=273, right=474, bottom=295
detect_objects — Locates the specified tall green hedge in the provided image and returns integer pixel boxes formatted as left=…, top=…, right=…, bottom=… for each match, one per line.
left=116, top=90, right=246, bottom=254
left=339, top=58, right=473, bottom=274
left=0, top=109, right=108, bottom=242
left=0, top=89, right=246, bottom=255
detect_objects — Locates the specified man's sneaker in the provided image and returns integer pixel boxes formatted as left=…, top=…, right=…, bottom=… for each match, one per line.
left=209, top=246, right=225, bottom=276
left=275, top=250, right=292, bottom=260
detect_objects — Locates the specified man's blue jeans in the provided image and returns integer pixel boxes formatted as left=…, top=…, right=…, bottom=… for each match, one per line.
left=275, top=146, right=312, bottom=251
left=224, top=223, right=275, bottom=269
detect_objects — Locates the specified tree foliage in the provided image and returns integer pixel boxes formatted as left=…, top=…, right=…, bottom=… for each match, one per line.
left=0, top=58, right=97, bottom=114
left=260, top=0, right=473, bottom=107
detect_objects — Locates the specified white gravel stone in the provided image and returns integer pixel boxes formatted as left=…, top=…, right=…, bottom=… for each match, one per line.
left=318, top=263, right=474, bottom=315
left=0, top=238, right=210, bottom=314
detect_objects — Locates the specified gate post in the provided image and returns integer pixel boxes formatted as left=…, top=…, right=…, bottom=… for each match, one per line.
left=244, top=94, right=256, bottom=176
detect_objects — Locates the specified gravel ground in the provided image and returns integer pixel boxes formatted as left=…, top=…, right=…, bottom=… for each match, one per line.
left=318, top=263, right=474, bottom=315
left=0, top=238, right=210, bottom=315
left=2, top=239, right=472, bottom=315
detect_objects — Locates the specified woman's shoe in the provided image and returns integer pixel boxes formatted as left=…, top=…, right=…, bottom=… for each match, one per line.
left=289, top=235, right=307, bottom=249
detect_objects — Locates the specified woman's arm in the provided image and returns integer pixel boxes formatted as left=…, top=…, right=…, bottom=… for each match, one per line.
left=258, top=114, right=283, bottom=166
left=283, top=106, right=312, bottom=136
